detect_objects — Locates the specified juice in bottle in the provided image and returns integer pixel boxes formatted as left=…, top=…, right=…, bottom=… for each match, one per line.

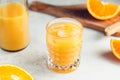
left=0, top=2, right=29, bottom=51
left=46, top=18, right=83, bottom=73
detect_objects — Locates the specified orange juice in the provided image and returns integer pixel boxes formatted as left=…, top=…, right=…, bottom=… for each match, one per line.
left=0, top=2, right=29, bottom=51
left=46, top=18, right=83, bottom=73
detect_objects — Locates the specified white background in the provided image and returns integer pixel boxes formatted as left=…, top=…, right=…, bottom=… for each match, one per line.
left=0, top=0, right=120, bottom=80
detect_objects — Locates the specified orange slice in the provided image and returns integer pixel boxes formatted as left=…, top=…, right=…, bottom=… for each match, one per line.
left=0, top=64, right=34, bottom=80
left=87, top=0, right=120, bottom=20
left=110, top=39, right=120, bottom=59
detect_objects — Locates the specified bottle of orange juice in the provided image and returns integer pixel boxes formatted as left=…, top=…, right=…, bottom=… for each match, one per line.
left=0, top=0, right=29, bottom=51
left=46, top=18, right=83, bottom=73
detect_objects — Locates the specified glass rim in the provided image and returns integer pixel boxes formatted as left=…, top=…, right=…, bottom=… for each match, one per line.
left=46, top=17, right=83, bottom=38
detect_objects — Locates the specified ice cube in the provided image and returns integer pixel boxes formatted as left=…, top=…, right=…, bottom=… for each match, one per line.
left=57, top=30, right=67, bottom=37
left=71, top=29, right=80, bottom=36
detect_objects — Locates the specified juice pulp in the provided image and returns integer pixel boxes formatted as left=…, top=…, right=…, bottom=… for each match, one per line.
left=46, top=21, right=83, bottom=73
left=0, top=2, right=29, bottom=51
left=0, top=65, right=32, bottom=80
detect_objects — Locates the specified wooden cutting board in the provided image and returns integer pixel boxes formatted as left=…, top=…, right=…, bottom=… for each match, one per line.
left=29, top=1, right=120, bottom=36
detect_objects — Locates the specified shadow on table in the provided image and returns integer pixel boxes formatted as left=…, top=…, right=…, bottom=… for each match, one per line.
left=30, top=51, right=49, bottom=71
left=102, top=51, right=120, bottom=65
left=16, top=50, right=58, bottom=77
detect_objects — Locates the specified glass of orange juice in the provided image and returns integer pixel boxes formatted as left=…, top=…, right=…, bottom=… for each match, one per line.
left=46, top=18, right=83, bottom=73
left=0, top=0, right=29, bottom=51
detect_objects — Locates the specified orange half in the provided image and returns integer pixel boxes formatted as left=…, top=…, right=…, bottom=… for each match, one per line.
left=110, top=39, right=120, bottom=59
left=87, top=0, right=120, bottom=20
left=0, top=64, right=34, bottom=80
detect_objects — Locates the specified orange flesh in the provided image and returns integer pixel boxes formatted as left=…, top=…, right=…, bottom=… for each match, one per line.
left=0, top=2, right=29, bottom=51
left=112, top=40, right=120, bottom=56
left=46, top=22, right=82, bottom=73
left=0, top=65, right=32, bottom=80
left=88, top=0, right=119, bottom=19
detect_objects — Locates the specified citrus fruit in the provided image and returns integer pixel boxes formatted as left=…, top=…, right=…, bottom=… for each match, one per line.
left=87, top=0, right=120, bottom=20
left=110, top=39, right=120, bottom=59
left=0, top=64, right=34, bottom=80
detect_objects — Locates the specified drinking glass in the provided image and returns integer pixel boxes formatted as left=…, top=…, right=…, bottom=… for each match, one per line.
left=0, top=0, right=29, bottom=51
left=46, top=18, right=83, bottom=73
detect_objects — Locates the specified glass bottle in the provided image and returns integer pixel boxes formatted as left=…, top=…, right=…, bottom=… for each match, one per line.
left=0, top=0, right=29, bottom=52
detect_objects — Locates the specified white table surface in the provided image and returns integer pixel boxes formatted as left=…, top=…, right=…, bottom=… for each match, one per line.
left=0, top=0, right=120, bottom=80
